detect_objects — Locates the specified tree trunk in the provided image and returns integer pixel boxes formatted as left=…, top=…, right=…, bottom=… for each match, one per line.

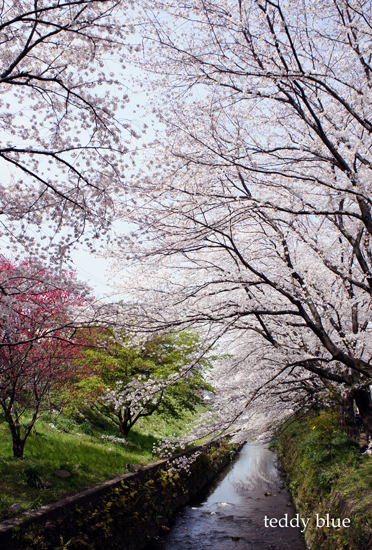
left=12, top=437, right=25, bottom=458
left=338, top=393, right=356, bottom=436
left=1, top=406, right=24, bottom=458
left=353, top=387, right=372, bottom=439
left=1, top=403, right=37, bottom=458
left=117, top=407, right=131, bottom=438
left=119, top=423, right=131, bottom=438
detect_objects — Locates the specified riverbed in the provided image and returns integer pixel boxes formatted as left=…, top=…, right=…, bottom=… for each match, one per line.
left=150, top=443, right=306, bottom=550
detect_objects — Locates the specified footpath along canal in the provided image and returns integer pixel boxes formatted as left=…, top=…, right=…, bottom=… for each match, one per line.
left=149, top=443, right=306, bottom=550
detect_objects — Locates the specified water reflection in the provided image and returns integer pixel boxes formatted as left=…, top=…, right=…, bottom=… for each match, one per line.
left=202, top=444, right=280, bottom=506
left=150, top=443, right=306, bottom=550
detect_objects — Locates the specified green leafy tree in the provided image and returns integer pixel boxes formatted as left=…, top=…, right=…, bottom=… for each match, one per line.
left=68, top=330, right=216, bottom=437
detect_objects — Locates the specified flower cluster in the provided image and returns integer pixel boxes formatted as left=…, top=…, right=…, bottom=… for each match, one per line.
left=167, top=451, right=202, bottom=475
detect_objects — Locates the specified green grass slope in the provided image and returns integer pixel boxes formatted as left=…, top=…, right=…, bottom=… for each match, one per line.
left=276, top=412, right=372, bottom=549
left=0, top=409, right=200, bottom=516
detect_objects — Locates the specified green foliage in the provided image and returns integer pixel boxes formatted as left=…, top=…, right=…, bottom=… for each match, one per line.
left=54, top=418, right=78, bottom=433
left=277, top=413, right=372, bottom=550
left=22, top=466, right=43, bottom=489
left=65, top=328, right=218, bottom=436
left=79, top=421, right=95, bottom=436
left=309, top=410, right=338, bottom=457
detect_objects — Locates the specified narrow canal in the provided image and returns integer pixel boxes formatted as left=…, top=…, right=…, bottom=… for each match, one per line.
left=150, top=443, right=306, bottom=550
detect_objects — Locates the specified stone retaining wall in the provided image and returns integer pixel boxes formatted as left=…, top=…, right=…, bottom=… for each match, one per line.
left=0, top=438, right=240, bottom=550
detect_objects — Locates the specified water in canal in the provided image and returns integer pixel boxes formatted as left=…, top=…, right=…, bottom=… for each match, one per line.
left=150, top=443, right=306, bottom=550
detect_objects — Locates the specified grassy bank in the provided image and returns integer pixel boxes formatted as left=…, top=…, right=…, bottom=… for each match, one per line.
left=3, top=438, right=238, bottom=550
left=0, top=409, right=200, bottom=517
left=276, top=412, right=372, bottom=549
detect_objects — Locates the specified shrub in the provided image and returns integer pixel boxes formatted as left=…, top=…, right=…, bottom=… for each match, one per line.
left=22, top=466, right=43, bottom=489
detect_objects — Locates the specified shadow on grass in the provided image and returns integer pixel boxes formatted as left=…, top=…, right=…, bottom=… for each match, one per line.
left=127, top=430, right=158, bottom=453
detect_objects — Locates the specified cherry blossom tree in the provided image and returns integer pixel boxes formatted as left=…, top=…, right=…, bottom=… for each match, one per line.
left=0, top=0, right=138, bottom=260
left=111, top=0, right=372, bottom=438
left=0, top=256, right=93, bottom=457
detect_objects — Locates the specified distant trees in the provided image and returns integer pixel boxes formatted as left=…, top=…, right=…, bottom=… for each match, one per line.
left=113, top=0, right=372, bottom=437
left=69, top=329, right=215, bottom=437
left=0, top=0, right=134, bottom=259
left=0, top=257, right=92, bottom=457
left=0, top=255, right=215, bottom=455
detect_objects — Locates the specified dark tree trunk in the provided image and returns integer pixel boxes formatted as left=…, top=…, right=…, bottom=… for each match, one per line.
left=353, top=387, right=372, bottom=439
left=12, top=437, right=25, bottom=458
left=120, top=424, right=131, bottom=438
left=1, top=406, right=24, bottom=458
left=117, top=407, right=132, bottom=438
left=1, top=402, right=38, bottom=458
left=338, top=393, right=356, bottom=436
left=7, top=417, right=26, bottom=458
